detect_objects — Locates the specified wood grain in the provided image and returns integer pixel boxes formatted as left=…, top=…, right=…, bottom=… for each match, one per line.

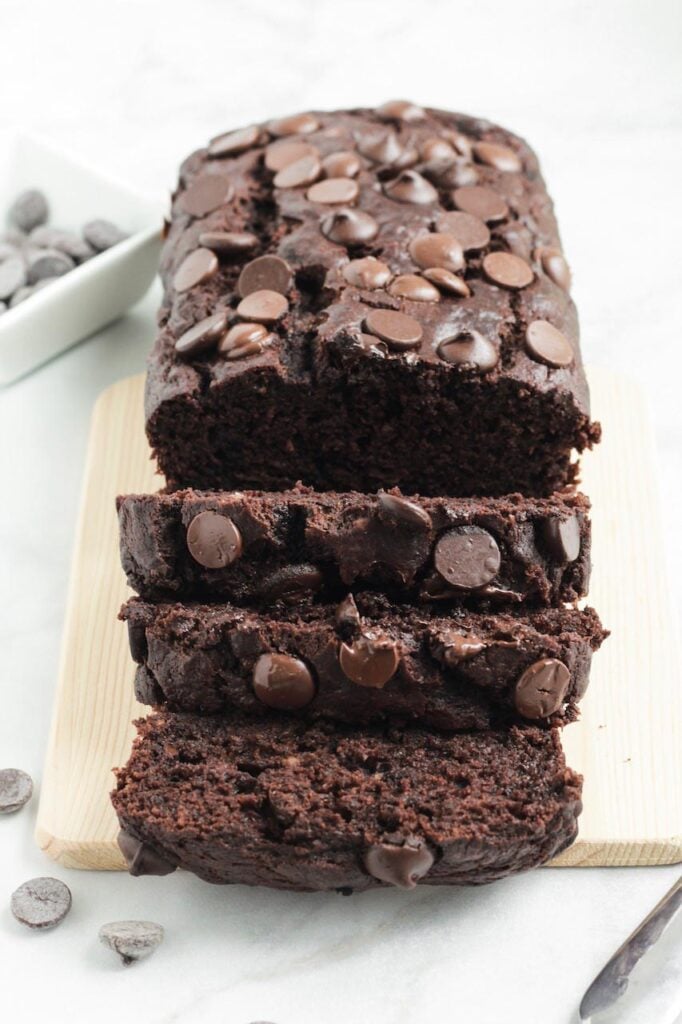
left=35, top=370, right=682, bottom=870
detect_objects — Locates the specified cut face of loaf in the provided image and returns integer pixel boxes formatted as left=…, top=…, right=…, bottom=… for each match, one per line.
left=146, top=105, right=599, bottom=497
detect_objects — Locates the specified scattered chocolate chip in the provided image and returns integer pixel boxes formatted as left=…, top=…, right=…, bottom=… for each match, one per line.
left=218, top=321, right=269, bottom=356
left=0, top=257, right=26, bottom=301
left=127, top=621, right=147, bottom=663
left=321, top=151, right=362, bottom=178
left=208, top=124, right=260, bottom=158
left=422, top=267, right=470, bottom=297
left=238, top=254, right=293, bottom=297
left=236, top=289, right=288, bottom=323
left=342, top=256, right=391, bottom=289
left=388, top=274, right=440, bottom=302
left=186, top=511, right=242, bottom=568
left=364, top=309, right=422, bottom=350
left=26, top=249, right=75, bottom=283
left=357, top=130, right=403, bottom=165
left=173, top=247, right=218, bottom=292
left=181, top=175, right=234, bottom=218
left=260, top=564, right=323, bottom=603
left=198, top=230, right=259, bottom=253
left=420, top=137, right=457, bottom=163
left=11, top=877, right=71, bottom=930
left=436, top=210, right=490, bottom=251
left=273, top=153, right=321, bottom=189
left=384, top=170, right=438, bottom=204
left=99, top=920, right=164, bottom=966
left=410, top=232, right=464, bottom=272
left=483, top=251, right=534, bottom=289
left=29, top=226, right=94, bottom=262
left=515, top=658, right=571, bottom=718
left=436, top=631, right=487, bottom=666
left=269, top=112, right=319, bottom=136
left=364, top=837, right=434, bottom=888
left=434, top=526, right=501, bottom=589
left=536, top=246, right=572, bottom=291
left=307, top=177, right=359, bottom=204
left=0, top=768, right=33, bottom=813
left=473, top=141, right=522, bottom=172
left=525, top=319, right=574, bottom=367
left=320, top=208, right=379, bottom=245
left=377, top=99, right=426, bottom=122
left=118, top=831, right=177, bottom=876
left=253, top=653, right=316, bottom=710
left=541, top=515, right=581, bottom=563
left=82, top=219, right=129, bottom=251
left=335, top=593, right=362, bottom=633
left=378, top=490, right=432, bottom=529
left=440, top=162, right=480, bottom=188
left=175, top=311, right=228, bottom=356
left=437, top=330, right=499, bottom=371
left=442, top=130, right=474, bottom=159
left=9, top=284, right=34, bottom=307
left=264, top=139, right=318, bottom=172
left=339, top=634, right=400, bottom=688
left=452, top=185, right=508, bottom=223
left=9, top=189, right=48, bottom=232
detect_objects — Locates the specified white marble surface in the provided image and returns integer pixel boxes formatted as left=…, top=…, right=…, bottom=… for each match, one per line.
left=0, top=1, right=681, bottom=1022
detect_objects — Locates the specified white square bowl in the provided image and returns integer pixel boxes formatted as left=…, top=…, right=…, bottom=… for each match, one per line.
left=0, top=133, right=164, bottom=385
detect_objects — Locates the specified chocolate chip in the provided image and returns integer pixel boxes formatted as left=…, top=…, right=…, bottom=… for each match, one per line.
left=0, top=768, right=33, bottom=813
left=118, top=831, right=177, bottom=876
left=436, top=631, right=487, bottom=666
left=442, top=130, right=474, bottom=159
left=536, top=246, right=572, bottom=291
left=388, top=274, right=440, bottom=302
left=436, top=210, right=490, bottom=251
left=357, top=130, right=403, bottom=165
left=434, top=526, right=501, bottom=589
left=525, top=320, right=574, bottom=367
left=236, top=289, right=288, bottom=323
left=9, top=190, right=48, bottom=232
left=30, top=226, right=94, bottom=262
left=409, top=232, right=464, bottom=272
left=0, top=257, right=26, bottom=301
left=384, top=170, right=438, bottom=204
left=483, top=252, right=533, bottom=289
left=364, top=837, right=434, bottom=888
left=339, top=635, right=400, bottom=688
left=264, top=140, right=318, bottom=172
left=342, top=256, right=391, bottom=289
left=186, top=511, right=242, bottom=568
left=99, top=921, right=164, bottom=966
left=225, top=340, right=265, bottom=361
left=376, top=99, right=426, bottom=122
left=356, top=333, right=388, bottom=357
left=260, top=564, right=323, bottom=603
left=175, top=311, right=228, bottom=356
left=198, top=231, right=259, bottom=253
left=473, top=141, right=522, bottom=172
left=452, top=185, right=508, bottom=223
left=238, top=254, right=293, bottom=297
left=273, top=153, right=321, bottom=189
left=11, top=877, right=71, bottom=930
left=208, top=124, right=260, bottom=158
left=26, top=249, right=75, bottom=283
left=440, top=162, right=480, bottom=188
left=181, top=175, right=234, bottom=218
left=307, top=177, right=359, bottom=204
left=82, top=219, right=129, bottom=251
left=541, top=515, right=581, bottom=563
left=269, top=112, right=319, bottom=136
left=320, top=208, right=379, bottom=245
left=218, top=322, right=269, bottom=356
left=9, top=284, right=34, bottom=307
left=321, top=151, right=361, bottom=178
left=422, top=267, right=470, bottom=297
left=420, top=137, right=457, bottom=163
left=364, top=309, right=422, bottom=350
left=127, top=621, right=148, bottom=663
left=252, top=653, right=315, bottom=710
left=173, top=248, right=218, bottom=292
left=335, top=594, right=362, bottom=633
left=515, top=658, right=570, bottom=718
left=378, top=490, right=432, bottom=529
left=437, top=330, right=499, bottom=371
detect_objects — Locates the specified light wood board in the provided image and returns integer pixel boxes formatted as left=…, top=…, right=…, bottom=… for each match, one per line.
left=36, top=369, right=682, bottom=870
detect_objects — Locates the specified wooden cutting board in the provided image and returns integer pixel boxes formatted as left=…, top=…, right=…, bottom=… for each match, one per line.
left=35, top=369, right=682, bottom=870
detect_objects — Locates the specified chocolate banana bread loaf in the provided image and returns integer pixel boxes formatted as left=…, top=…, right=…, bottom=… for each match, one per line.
left=146, top=103, right=599, bottom=497
left=113, top=711, right=582, bottom=891
left=122, top=596, right=606, bottom=727
left=117, top=487, right=591, bottom=608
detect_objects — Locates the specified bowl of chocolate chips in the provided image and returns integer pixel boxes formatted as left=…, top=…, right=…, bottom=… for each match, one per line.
left=0, top=133, right=163, bottom=384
